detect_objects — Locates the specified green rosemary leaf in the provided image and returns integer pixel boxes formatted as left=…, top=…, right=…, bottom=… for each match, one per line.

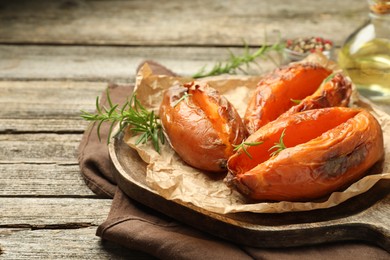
left=96, top=120, right=105, bottom=143
left=233, top=141, right=264, bottom=159
left=173, top=91, right=192, bottom=107
left=159, top=129, right=165, bottom=145
left=120, top=101, right=129, bottom=114
left=96, top=96, right=102, bottom=115
left=80, top=91, right=165, bottom=153
left=323, top=73, right=336, bottom=84
left=290, top=99, right=302, bottom=104
left=80, top=110, right=95, bottom=121
left=312, top=73, right=337, bottom=93
left=107, top=104, right=118, bottom=117
left=269, top=129, right=287, bottom=157
left=102, top=105, right=109, bottom=114
left=192, top=41, right=284, bottom=78
left=130, top=127, right=149, bottom=133
left=193, top=65, right=207, bottom=78
left=133, top=95, right=148, bottom=113
left=107, top=120, right=117, bottom=145
left=135, top=132, right=148, bottom=145
left=152, top=130, right=160, bottom=152
left=149, top=110, right=155, bottom=128
left=106, top=88, right=114, bottom=108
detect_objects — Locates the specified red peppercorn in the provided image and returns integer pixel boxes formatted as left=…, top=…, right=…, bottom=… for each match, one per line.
left=286, top=36, right=333, bottom=54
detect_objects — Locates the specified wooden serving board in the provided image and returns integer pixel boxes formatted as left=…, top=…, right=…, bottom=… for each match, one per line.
left=109, top=132, right=390, bottom=252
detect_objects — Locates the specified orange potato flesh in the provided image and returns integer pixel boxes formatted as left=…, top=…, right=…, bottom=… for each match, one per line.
left=229, top=108, right=359, bottom=177
left=244, top=63, right=332, bottom=134
left=281, top=72, right=352, bottom=118
left=190, top=86, right=233, bottom=156
left=227, top=107, right=384, bottom=201
left=159, top=82, right=247, bottom=172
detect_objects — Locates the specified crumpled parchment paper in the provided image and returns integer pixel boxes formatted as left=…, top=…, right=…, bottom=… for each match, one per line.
left=123, top=54, right=390, bottom=214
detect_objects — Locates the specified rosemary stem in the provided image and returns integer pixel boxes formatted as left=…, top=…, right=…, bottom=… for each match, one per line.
left=80, top=92, right=165, bottom=153
left=192, top=41, right=284, bottom=78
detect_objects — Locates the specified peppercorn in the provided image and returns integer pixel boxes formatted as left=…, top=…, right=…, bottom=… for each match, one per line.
left=285, top=37, right=333, bottom=54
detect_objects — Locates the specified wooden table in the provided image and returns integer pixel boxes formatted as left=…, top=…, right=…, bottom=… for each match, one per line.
left=0, top=0, right=387, bottom=258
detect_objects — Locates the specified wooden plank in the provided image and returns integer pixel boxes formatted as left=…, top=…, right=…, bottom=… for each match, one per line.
left=0, top=0, right=366, bottom=46
left=0, top=197, right=111, bottom=226
left=0, top=227, right=154, bottom=259
left=0, top=81, right=105, bottom=133
left=0, top=133, right=81, bottom=163
left=0, top=163, right=94, bottom=197
left=0, top=81, right=106, bottom=119
left=0, top=119, right=89, bottom=133
left=0, top=45, right=141, bottom=82
left=0, top=45, right=280, bottom=81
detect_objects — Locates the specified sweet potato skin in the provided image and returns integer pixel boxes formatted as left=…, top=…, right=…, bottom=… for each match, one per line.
left=244, top=63, right=332, bottom=134
left=159, top=81, right=247, bottom=172
left=227, top=107, right=384, bottom=201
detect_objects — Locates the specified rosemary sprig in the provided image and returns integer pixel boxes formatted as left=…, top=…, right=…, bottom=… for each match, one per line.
left=269, top=129, right=287, bottom=157
left=173, top=91, right=192, bottom=107
left=290, top=98, right=302, bottom=104
left=80, top=89, right=164, bottom=153
left=322, top=73, right=337, bottom=85
left=192, top=41, right=285, bottom=78
left=233, top=141, right=264, bottom=159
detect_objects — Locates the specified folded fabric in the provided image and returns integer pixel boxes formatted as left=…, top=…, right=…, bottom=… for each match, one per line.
left=78, top=61, right=389, bottom=259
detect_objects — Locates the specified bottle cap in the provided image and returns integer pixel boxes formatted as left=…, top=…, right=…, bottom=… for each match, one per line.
left=369, top=0, right=390, bottom=14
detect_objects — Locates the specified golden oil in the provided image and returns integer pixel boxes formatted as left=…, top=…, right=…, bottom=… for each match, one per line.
left=338, top=0, right=390, bottom=102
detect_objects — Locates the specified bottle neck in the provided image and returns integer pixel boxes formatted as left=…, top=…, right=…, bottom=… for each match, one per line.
left=368, top=0, right=390, bottom=39
left=369, top=12, right=390, bottom=21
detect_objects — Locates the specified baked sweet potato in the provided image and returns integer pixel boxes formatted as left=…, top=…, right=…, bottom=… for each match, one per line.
left=279, top=72, right=352, bottom=119
left=244, top=63, right=332, bottom=134
left=227, top=107, right=384, bottom=201
left=159, top=81, right=247, bottom=172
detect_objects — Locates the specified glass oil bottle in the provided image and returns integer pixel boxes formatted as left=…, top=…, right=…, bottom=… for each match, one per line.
left=338, top=0, right=390, bottom=103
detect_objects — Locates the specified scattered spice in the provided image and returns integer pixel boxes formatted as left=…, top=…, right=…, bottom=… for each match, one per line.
left=285, top=37, right=333, bottom=54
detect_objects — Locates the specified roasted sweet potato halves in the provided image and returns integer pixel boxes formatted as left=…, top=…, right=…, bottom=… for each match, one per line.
left=244, top=63, right=334, bottom=134
left=227, top=107, right=384, bottom=201
left=159, top=81, right=247, bottom=172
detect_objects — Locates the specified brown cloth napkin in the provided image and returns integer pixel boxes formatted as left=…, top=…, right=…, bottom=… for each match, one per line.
left=78, top=61, right=389, bottom=260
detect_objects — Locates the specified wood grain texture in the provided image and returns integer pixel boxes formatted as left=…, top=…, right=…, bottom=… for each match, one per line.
left=0, top=163, right=94, bottom=197
left=0, top=119, right=89, bottom=133
left=0, top=81, right=107, bottom=134
left=0, top=81, right=106, bottom=119
left=0, top=45, right=280, bottom=81
left=0, top=133, right=80, bottom=163
left=0, top=228, right=154, bottom=259
left=0, top=0, right=388, bottom=258
left=0, top=198, right=111, bottom=226
left=0, top=0, right=366, bottom=46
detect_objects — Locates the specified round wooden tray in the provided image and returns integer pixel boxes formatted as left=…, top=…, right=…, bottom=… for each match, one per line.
left=109, top=132, right=390, bottom=251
